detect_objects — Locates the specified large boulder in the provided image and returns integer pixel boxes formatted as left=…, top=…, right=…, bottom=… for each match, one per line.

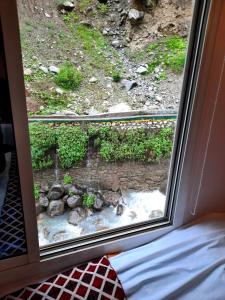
left=48, top=183, right=65, bottom=200
left=102, top=191, right=121, bottom=207
left=116, top=204, right=124, bottom=216
left=47, top=200, right=65, bottom=217
left=67, top=195, right=82, bottom=209
left=64, top=184, right=83, bottom=196
left=68, top=207, right=87, bottom=225
left=93, top=195, right=104, bottom=211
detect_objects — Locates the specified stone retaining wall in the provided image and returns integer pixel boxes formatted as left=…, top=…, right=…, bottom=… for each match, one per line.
left=34, top=156, right=169, bottom=192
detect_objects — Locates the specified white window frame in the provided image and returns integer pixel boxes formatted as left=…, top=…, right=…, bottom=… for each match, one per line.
left=2, top=0, right=225, bottom=296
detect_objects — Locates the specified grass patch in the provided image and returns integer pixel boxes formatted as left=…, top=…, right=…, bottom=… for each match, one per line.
left=55, top=62, right=83, bottom=90
left=147, top=36, right=187, bottom=73
left=78, top=0, right=92, bottom=13
left=97, top=3, right=109, bottom=14
left=75, top=24, right=118, bottom=74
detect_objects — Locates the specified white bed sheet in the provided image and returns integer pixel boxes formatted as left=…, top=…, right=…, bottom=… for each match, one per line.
left=110, top=214, right=225, bottom=300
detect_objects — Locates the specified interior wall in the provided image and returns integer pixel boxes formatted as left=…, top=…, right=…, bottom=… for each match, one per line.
left=180, top=0, right=225, bottom=219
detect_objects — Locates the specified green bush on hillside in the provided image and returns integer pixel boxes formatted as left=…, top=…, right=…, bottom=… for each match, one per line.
left=55, top=63, right=82, bottom=90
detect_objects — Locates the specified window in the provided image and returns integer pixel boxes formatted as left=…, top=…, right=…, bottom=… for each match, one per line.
left=16, top=0, right=201, bottom=252
left=1, top=0, right=222, bottom=294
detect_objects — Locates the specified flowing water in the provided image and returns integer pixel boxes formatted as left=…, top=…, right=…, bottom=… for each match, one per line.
left=38, top=190, right=166, bottom=247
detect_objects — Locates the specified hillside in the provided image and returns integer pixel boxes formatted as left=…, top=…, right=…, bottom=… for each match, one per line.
left=17, top=0, right=193, bottom=116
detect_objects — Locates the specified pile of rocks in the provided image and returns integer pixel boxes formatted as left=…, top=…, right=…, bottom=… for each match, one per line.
left=36, top=181, right=124, bottom=226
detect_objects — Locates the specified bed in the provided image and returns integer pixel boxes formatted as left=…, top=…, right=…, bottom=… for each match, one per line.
left=110, top=213, right=225, bottom=300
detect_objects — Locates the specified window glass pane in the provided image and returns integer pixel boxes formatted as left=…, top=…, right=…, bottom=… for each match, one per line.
left=17, top=0, right=194, bottom=247
left=0, top=21, right=27, bottom=259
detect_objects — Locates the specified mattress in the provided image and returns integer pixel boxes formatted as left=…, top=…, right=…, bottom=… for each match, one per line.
left=110, top=214, right=225, bottom=300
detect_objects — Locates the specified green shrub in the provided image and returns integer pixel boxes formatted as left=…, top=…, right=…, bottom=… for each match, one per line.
left=57, top=125, right=88, bottom=168
left=95, top=126, right=174, bottom=162
left=63, top=173, right=73, bottom=185
left=83, top=193, right=96, bottom=208
left=29, top=123, right=56, bottom=169
left=111, top=70, right=122, bottom=82
left=34, top=183, right=40, bottom=201
left=55, top=63, right=82, bottom=90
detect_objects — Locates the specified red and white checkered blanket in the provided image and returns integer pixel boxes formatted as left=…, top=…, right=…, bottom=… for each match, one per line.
left=4, top=256, right=126, bottom=300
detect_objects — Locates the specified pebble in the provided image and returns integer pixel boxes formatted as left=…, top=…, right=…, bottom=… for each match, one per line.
left=49, top=66, right=59, bottom=74
left=89, top=77, right=98, bottom=83
left=24, top=68, right=33, bottom=76
left=136, top=66, right=148, bottom=74
left=39, top=66, right=48, bottom=74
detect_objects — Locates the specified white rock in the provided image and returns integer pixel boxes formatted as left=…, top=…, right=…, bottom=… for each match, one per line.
left=108, top=103, right=132, bottom=113
left=24, top=68, right=33, bottom=76
left=112, top=40, right=120, bottom=48
left=56, top=88, right=63, bottom=95
left=63, top=1, right=75, bottom=8
left=39, top=66, right=48, bottom=74
left=49, top=66, right=59, bottom=74
left=121, top=79, right=137, bottom=91
left=128, top=9, right=144, bottom=22
left=44, top=12, right=51, bottom=18
left=136, top=66, right=148, bottom=74
left=89, top=77, right=98, bottom=83
left=155, top=95, right=163, bottom=102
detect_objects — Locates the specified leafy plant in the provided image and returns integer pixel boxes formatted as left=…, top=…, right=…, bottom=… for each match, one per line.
left=83, top=193, right=96, bottom=208
left=29, top=123, right=56, bottom=169
left=111, top=70, right=122, bottom=82
left=63, top=12, right=79, bottom=27
left=94, top=126, right=174, bottom=162
left=55, top=62, right=83, bottom=90
left=57, top=125, right=88, bottom=168
left=63, top=173, right=73, bottom=185
left=34, top=183, right=40, bottom=201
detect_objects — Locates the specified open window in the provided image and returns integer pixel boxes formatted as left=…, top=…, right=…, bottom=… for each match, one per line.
left=2, top=0, right=223, bottom=295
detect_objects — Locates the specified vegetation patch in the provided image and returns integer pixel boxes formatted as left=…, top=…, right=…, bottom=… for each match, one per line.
left=111, top=69, right=122, bottom=82
left=29, top=123, right=56, bottom=169
left=63, top=173, right=73, bottom=185
left=55, top=62, right=83, bottom=90
left=97, top=3, right=109, bottom=15
left=91, top=125, right=174, bottom=162
left=57, top=125, right=88, bottom=168
left=34, top=183, right=41, bottom=201
left=29, top=123, right=174, bottom=170
left=130, top=35, right=187, bottom=76
left=147, top=36, right=187, bottom=73
left=83, top=193, right=96, bottom=208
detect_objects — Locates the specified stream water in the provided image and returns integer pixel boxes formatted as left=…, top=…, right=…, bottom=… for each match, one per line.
left=38, top=190, right=166, bottom=247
